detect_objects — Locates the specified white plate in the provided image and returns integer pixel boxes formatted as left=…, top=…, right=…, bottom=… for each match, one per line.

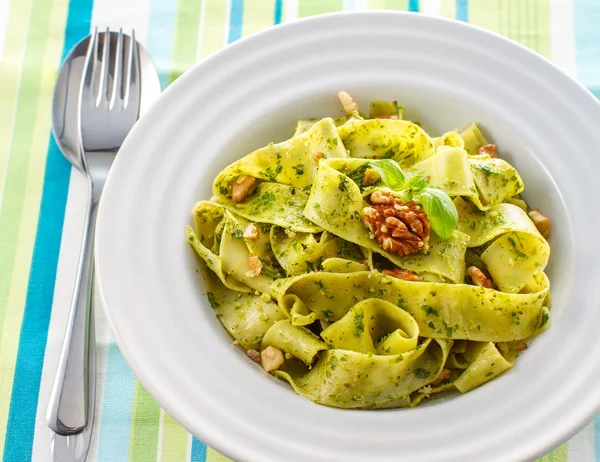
left=96, top=12, right=600, bottom=462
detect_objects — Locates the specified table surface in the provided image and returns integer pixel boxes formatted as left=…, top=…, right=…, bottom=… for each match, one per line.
left=0, top=0, right=598, bottom=461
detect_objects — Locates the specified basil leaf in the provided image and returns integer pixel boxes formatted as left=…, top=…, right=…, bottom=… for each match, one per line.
left=367, top=159, right=406, bottom=191
left=417, top=187, right=458, bottom=240
left=408, top=174, right=428, bottom=192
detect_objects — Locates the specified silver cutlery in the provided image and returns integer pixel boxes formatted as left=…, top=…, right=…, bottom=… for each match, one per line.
left=48, top=27, right=160, bottom=461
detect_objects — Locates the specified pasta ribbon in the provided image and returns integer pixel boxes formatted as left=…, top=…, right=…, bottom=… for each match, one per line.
left=456, top=197, right=550, bottom=293
left=273, top=271, right=548, bottom=341
left=273, top=338, right=451, bottom=409
left=337, top=118, right=434, bottom=167
left=407, top=147, right=524, bottom=210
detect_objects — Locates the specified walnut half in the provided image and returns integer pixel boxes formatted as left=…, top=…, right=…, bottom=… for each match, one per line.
left=363, top=190, right=431, bottom=256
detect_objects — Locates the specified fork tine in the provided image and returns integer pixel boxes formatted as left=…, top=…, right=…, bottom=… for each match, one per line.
left=82, top=27, right=98, bottom=94
left=109, top=28, right=123, bottom=109
left=123, top=29, right=138, bottom=109
left=96, top=27, right=111, bottom=107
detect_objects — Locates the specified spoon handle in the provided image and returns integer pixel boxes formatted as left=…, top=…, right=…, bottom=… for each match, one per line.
left=47, top=177, right=96, bottom=434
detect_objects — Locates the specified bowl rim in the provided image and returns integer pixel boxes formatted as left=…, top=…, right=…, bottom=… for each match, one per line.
left=96, top=10, right=600, bottom=462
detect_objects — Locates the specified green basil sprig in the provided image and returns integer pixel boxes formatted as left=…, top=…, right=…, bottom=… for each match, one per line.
left=367, top=159, right=458, bottom=240
left=367, top=159, right=406, bottom=191
left=416, top=187, right=458, bottom=240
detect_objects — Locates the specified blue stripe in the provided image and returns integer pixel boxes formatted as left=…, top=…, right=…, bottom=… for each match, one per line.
left=595, top=416, right=600, bottom=462
left=228, top=0, right=244, bottom=43
left=456, top=0, right=468, bottom=22
left=574, top=0, right=600, bottom=99
left=2, top=0, right=93, bottom=460
left=191, top=438, right=207, bottom=462
left=274, top=0, right=283, bottom=24
left=146, top=0, right=178, bottom=89
left=408, top=0, right=419, bottom=12
left=96, top=339, right=137, bottom=461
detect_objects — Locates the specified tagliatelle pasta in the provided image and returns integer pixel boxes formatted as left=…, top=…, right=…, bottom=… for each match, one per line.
left=187, top=92, right=552, bottom=409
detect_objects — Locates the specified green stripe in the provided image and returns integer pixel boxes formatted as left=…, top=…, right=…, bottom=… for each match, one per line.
left=440, top=0, right=455, bottom=18
left=128, top=381, right=161, bottom=462
left=298, top=0, right=343, bottom=17
left=0, top=0, right=32, bottom=337
left=242, top=0, right=275, bottom=37
left=368, top=0, right=408, bottom=9
left=160, top=413, right=189, bottom=461
left=546, top=442, right=568, bottom=462
left=0, top=0, right=31, bottom=184
left=201, top=0, right=228, bottom=59
left=0, top=0, right=65, bottom=455
left=534, top=0, right=550, bottom=58
left=468, top=0, right=501, bottom=33
left=168, top=0, right=203, bottom=84
left=206, top=447, right=234, bottom=462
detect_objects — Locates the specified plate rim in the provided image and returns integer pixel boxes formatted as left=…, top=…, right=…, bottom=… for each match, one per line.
left=95, top=11, right=600, bottom=462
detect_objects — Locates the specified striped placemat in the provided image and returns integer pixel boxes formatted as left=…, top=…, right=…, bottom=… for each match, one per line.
left=0, top=1, right=598, bottom=461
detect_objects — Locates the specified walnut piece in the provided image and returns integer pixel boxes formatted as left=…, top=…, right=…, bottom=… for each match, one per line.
left=243, top=223, right=260, bottom=239
left=245, top=254, right=262, bottom=278
left=246, top=349, right=261, bottom=363
left=338, top=91, right=359, bottom=115
left=312, top=151, right=325, bottom=163
left=515, top=341, right=528, bottom=353
left=361, top=168, right=381, bottom=187
left=431, top=368, right=452, bottom=386
left=468, top=266, right=494, bottom=289
left=528, top=208, right=551, bottom=238
left=478, top=144, right=497, bottom=157
left=261, top=346, right=284, bottom=372
left=231, top=175, right=256, bottom=203
left=363, top=190, right=431, bottom=256
left=382, top=268, right=422, bottom=282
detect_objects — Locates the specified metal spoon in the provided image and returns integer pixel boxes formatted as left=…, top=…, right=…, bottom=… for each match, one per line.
left=48, top=30, right=160, bottom=461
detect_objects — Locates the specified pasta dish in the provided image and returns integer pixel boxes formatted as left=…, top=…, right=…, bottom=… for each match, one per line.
left=186, top=92, right=551, bottom=409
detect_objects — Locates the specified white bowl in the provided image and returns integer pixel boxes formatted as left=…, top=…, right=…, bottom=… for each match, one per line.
left=96, top=12, right=600, bottom=462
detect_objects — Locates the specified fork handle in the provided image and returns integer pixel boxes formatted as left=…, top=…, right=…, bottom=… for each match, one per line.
left=47, top=177, right=97, bottom=435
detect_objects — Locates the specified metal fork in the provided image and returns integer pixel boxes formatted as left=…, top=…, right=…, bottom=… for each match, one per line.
left=47, top=27, right=141, bottom=449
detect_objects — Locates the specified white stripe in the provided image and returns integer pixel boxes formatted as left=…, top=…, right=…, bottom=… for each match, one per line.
left=86, top=294, right=114, bottom=461
left=285, top=0, right=298, bottom=22
left=421, top=0, right=441, bottom=16
left=196, top=0, right=207, bottom=64
left=567, top=421, right=596, bottom=462
left=0, top=0, right=12, bottom=61
left=549, top=0, right=576, bottom=76
left=354, top=0, right=368, bottom=10
left=156, top=407, right=166, bottom=462
left=29, top=170, right=112, bottom=460
left=186, top=432, right=193, bottom=461
left=90, top=0, right=152, bottom=47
